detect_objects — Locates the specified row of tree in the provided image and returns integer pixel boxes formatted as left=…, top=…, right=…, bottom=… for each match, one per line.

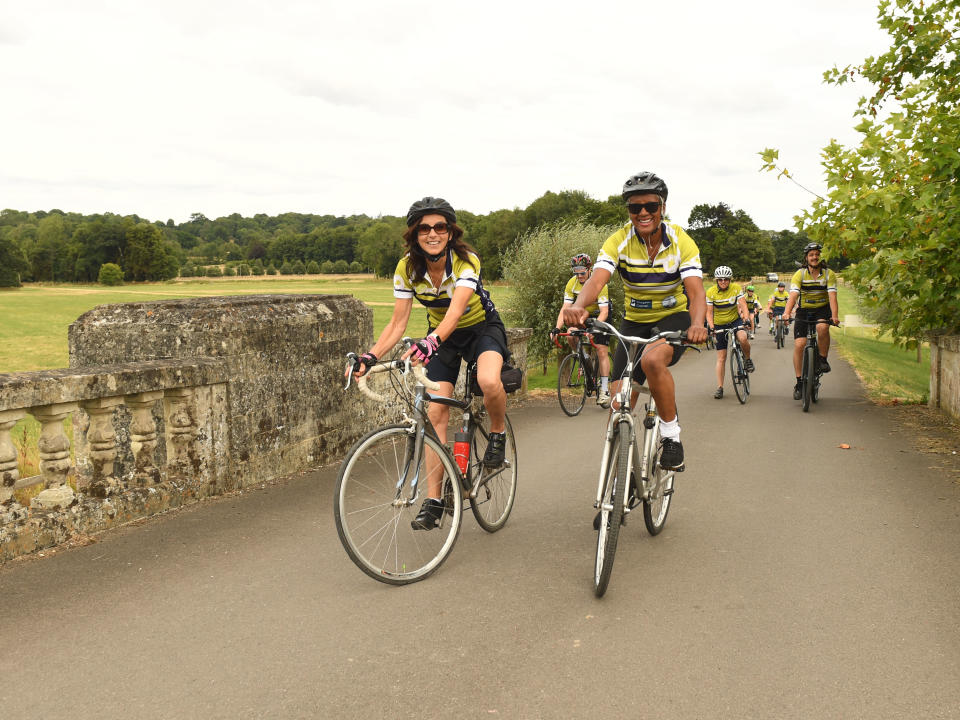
left=0, top=194, right=818, bottom=288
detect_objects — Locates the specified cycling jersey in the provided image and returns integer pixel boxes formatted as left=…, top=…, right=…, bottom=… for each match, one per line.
left=563, top=275, right=610, bottom=316
left=744, top=294, right=761, bottom=312
left=706, top=282, right=743, bottom=325
left=770, top=290, right=789, bottom=309
left=595, top=221, right=702, bottom=323
left=393, top=250, right=496, bottom=329
left=790, top=267, right=837, bottom=309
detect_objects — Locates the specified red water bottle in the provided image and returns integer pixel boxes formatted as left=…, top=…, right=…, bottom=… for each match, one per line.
left=453, top=432, right=470, bottom=474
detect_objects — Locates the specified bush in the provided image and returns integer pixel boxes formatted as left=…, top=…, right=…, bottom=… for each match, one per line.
left=306, top=260, right=320, bottom=275
left=349, top=261, right=364, bottom=273
left=291, top=259, right=306, bottom=275
left=321, top=260, right=335, bottom=274
left=251, top=261, right=265, bottom=276
left=266, top=264, right=278, bottom=276
left=502, top=220, right=622, bottom=365
left=223, top=265, right=236, bottom=277
left=179, top=264, right=195, bottom=278
left=237, top=263, right=251, bottom=276
left=97, top=263, right=124, bottom=286
left=279, top=260, right=293, bottom=275
left=206, top=265, right=222, bottom=277
left=333, top=259, right=350, bottom=273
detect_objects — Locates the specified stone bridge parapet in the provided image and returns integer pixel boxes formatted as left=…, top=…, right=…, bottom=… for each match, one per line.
left=0, top=294, right=531, bottom=562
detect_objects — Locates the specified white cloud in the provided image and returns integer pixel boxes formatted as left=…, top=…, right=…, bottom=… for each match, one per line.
left=0, top=0, right=888, bottom=228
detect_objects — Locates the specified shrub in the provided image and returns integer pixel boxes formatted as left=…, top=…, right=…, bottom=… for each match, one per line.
left=502, top=220, right=622, bottom=365
left=206, top=265, right=222, bottom=277
left=349, top=261, right=364, bottom=273
left=306, top=260, right=320, bottom=275
left=97, top=263, right=124, bottom=286
left=279, top=260, right=293, bottom=275
left=291, top=259, right=306, bottom=275
left=333, top=259, right=350, bottom=273
left=237, top=263, right=251, bottom=276
left=251, top=261, right=265, bottom=276
left=180, top=264, right=195, bottom=278
left=266, top=264, right=278, bottom=276
left=223, top=265, right=236, bottom=277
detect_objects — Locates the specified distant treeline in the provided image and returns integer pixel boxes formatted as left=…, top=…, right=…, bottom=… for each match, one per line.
left=0, top=190, right=831, bottom=287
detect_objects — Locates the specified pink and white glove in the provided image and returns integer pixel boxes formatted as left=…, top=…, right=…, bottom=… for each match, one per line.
left=411, top=334, right=441, bottom=364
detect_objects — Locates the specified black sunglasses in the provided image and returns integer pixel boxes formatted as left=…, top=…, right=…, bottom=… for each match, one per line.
left=417, top=222, right=449, bottom=235
left=627, top=201, right=662, bottom=215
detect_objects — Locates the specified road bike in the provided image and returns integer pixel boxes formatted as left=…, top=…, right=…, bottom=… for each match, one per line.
left=335, top=342, right=518, bottom=584
left=797, top=312, right=839, bottom=412
left=711, top=325, right=751, bottom=404
left=585, top=319, right=697, bottom=597
left=772, top=314, right=787, bottom=349
left=553, top=330, right=601, bottom=416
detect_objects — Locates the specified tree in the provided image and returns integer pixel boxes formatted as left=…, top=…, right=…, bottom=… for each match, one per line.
left=761, top=0, right=960, bottom=342
left=357, top=220, right=405, bottom=278
left=97, top=263, right=124, bottom=286
left=0, top=233, right=29, bottom=286
left=124, top=222, right=179, bottom=281
left=306, top=260, right=320, bottom=274
left=686, top=203, right=775, bottom=277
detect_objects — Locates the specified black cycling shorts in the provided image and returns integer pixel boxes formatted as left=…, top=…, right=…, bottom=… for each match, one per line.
left=611, top=312, right=690, bottom=385
left=793, top=306, right=831, bottom=340
left=713, top=318, right=745, bottom=351
left=425, top=312, right=510, bottom=385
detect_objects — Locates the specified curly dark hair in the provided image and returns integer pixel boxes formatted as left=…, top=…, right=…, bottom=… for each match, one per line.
left=401, top=222, right=479, bottom=283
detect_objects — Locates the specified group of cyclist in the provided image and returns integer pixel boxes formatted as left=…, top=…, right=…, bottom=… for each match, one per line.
left=348, top=172, right=839, bottom=531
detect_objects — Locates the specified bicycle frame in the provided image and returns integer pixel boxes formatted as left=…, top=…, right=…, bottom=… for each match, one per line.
left=555, top=331, right=599, bottom=390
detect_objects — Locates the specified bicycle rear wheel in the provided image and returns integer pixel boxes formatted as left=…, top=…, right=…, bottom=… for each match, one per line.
left=643, top=425, right=675, bottom=535
left=469, top=413, right=518, bottom=532
left=730, top=345, right=748, bottom=404
left=595, top=421, right=629, bottom=597
left=335, top=425, right=463, bottom=585
left=801, top=346, right=814, bottom=412
left=558, top=353, right=587, bottom=416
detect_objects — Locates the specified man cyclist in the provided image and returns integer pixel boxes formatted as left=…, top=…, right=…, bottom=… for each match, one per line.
left=705, top=265, right=754, bottom=399
left=553, top=253, right=612, bottom=407
left=743, top=285, right=761, bottom=337
left=562, top=171, right=707, bottom=473
left=766, top=281, right=789, bottom=335
left=782, top=242, right=839, bottom=400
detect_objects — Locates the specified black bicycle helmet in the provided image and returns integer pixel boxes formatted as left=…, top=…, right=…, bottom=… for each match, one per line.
left=406, top=197, right=457, bottom=227
left=803, top=242, right=823, bottom=254
left=621, top=171, right=668, bottom=202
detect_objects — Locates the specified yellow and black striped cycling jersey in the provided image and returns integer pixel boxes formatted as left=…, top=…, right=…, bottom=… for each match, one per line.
left=595, top=221, right=702, bottom=323
left=393, top=250, right=496, bottom=329
left=770, top=290, right=789, bottom=309
left=789, top=267, right=837, bottom=309
left=706, top=282, right=744, bottom=325
left=563, top=275, right=610, bottom=316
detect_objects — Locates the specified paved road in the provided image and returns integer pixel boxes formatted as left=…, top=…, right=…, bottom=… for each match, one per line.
left=2, top=332, right=959, bottom=719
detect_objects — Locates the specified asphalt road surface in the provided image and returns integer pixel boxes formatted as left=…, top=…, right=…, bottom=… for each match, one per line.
left=2, top=330, right=959, bottom=719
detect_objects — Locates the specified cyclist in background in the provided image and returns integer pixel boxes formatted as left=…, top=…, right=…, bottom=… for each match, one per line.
left=562, top=171, right=707, bottom=472
left=743, top=285, right=761, bottom=337
left=766, top=281, right=789, bottom=334
left=782, top=242, right=840, bottom=400
left=705, top=265, right=754, bottom=399
left=349, top=197, right=510, bottom=530
left=553, top=253, right=612, bottom=407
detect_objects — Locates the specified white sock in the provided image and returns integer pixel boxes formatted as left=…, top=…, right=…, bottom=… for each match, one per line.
left=660, top=417, right=680, bottom=441
left=600, top=376, right=608, bottom=392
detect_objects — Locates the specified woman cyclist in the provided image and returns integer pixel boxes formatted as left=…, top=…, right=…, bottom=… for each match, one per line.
left=706, top=265, right=754, bottom=399
left=350, top=197, right=510, bottom=530
left=553, top=253, right=612, bottom=407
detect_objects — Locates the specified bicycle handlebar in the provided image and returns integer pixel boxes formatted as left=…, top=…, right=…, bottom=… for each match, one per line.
left=551, top=328, right=598, bottom=349
left=344, top=338, right=441, bottom=401
left=585, top=318, right=690, bottom=348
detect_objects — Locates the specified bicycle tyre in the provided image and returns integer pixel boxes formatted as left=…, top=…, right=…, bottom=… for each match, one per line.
left=335, top=425, right=463, bottom=585
left=469, top=413, right=518, bottom=532
left=730, top=344, right=748, bottom=404
left=557, top=353, right=587, bottom=416
left=595, top=421, right=629, bottom=597
left=775, top=322, right=784, bottom=349
left=583, top=345, right=600, bottom=395
left=643, top=424, right=675, bottom=535
left=802, top=346, right=814, bottom=412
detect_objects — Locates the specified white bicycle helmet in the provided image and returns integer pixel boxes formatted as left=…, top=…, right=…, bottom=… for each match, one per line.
left=714, top=266, right=733, bottom=279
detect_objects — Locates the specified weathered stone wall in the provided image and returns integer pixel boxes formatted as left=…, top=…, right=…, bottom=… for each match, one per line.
left=929, top=334, right=960, bottom=422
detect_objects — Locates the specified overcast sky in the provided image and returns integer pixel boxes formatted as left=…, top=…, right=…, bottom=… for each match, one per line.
left=1, top=0, right=890, bottom=231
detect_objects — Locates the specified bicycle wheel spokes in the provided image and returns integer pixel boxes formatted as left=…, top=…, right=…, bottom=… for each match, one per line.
left=468, top=414, right=518, bottom=532
left=335, top=425, right=463, bottom=584
left=643, top=427, right=674, bottom=535
left=730, top=345, right=748, bottom=404
left=558, top=353, right=587, bottom=416
left=595, top=422, right=628, bottom=597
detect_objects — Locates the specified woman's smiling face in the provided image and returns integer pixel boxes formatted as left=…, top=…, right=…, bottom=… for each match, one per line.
left=416, top=213, right=450, bottom=257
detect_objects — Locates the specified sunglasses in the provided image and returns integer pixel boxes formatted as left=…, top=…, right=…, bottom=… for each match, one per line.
left=417, top=222, right=449, bottom=235
left=627, top=201, right=662, bottom=215
left=572, top=266, right=588, bottom=274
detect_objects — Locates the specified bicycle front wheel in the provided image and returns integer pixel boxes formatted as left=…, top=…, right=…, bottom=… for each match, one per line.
left=595, top=421, right=629, bottom=597
left=558, top=353, right=587, bottom=416
left=469, top=413, right=518, bottom=532
left=335, top=425, right=463, bottom=585
left=801, top=346, right=814, bottom=412
left=730, top=345, right=748, bottom=404
left=643, top=425, right=675, bottom=535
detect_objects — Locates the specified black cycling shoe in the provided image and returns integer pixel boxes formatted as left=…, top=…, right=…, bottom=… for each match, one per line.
left=714, top=386, right=724, bottom=399
left=818, top=356, right=831, bottom=374
left=659, top=438, right=684, bottom=471
left=793, top=382, right=802, bottom=400
left=483, top=431, right=507, bottom=468
left=744, top=358, right=755, bottom=373
left=411, top=498, right=444, bottom=531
